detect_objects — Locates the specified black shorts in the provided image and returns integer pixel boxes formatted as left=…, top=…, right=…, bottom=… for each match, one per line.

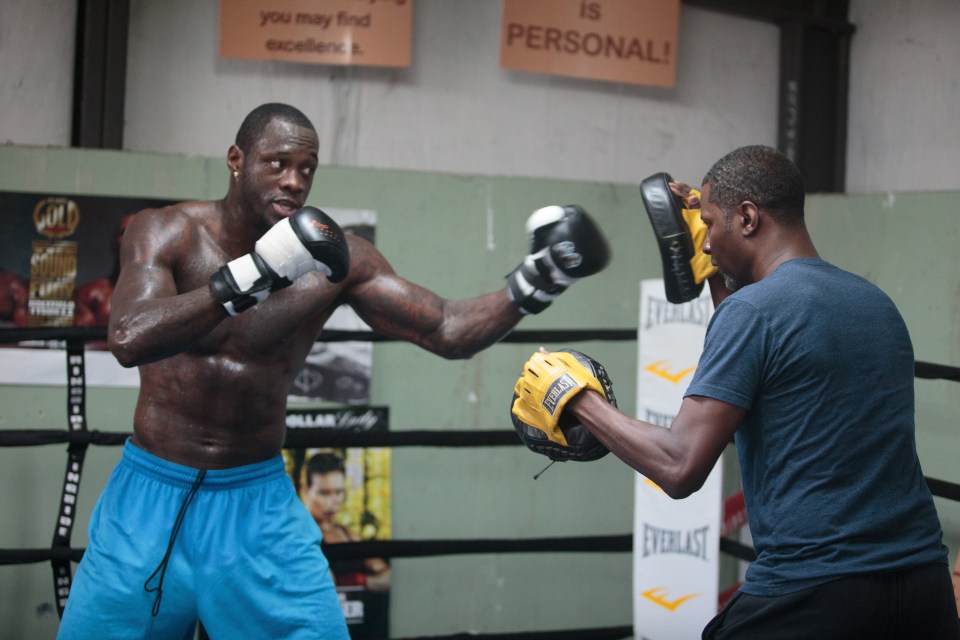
left=702, top=563, right=960, bottom=640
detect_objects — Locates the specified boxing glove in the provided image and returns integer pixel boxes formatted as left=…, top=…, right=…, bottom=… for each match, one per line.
left=506, top=205, right=610, bottom=315
left=209, top=206, right=350, bottom=315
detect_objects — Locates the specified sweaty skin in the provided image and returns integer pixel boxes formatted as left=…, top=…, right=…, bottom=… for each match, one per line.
left=109, top=118, right=522, bottom=469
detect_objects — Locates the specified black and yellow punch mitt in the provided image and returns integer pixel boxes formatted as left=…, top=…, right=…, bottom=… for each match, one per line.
left=511, top=349, right=617, bottom=462
left=640, top=172, right=716, bottom=303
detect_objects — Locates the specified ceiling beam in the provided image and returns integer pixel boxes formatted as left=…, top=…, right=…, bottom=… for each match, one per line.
left=72, top=0, right=129, bottom=149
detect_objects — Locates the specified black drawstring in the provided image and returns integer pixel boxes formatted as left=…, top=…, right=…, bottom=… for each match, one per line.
left=144, top=469, right=206, bottom=616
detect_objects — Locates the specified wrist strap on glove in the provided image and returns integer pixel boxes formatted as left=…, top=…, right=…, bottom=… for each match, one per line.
left=209, top=253, right=281, bottom=315
left=506, top=253, right=567, bottom=315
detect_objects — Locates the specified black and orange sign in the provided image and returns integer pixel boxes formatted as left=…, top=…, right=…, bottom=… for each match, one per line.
left=500, top=0, right=681, bottom=88
left=219, top=0, right=413, bottom=67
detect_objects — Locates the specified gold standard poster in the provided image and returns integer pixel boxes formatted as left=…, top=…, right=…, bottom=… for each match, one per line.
left=0, top=192, right=172, bottom=330
left=283, top=407, right=391, bottom=638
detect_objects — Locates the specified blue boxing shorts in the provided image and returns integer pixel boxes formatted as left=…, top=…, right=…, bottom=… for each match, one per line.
left=57, top=439, right=348, bottom=640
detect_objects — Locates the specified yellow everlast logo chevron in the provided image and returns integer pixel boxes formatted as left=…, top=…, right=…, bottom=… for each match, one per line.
left=641, top=587, right=701, bottom=612
left=645, top=359, right=696, bottom=384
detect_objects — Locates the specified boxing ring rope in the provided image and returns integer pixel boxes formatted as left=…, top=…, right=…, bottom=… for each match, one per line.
left=1, top=328, right=958, bottom=640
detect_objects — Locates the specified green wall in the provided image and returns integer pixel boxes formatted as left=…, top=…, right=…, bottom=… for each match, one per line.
left=1, top=145, right=957, bottom=638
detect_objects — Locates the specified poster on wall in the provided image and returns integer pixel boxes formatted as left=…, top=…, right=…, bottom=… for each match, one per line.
left=500, top=0, right=681, bottom=88
left=0, top=191, right=376, bottom=406
left=284, top=406, right=391, bottom=638
left=0, top=192, right=171, bottom=331
left=634, top=279, right=720, bottom=639
left=219, top=0, right=414, bottom=68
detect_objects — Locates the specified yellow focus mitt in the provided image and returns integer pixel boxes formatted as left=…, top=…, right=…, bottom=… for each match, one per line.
left=511, top=349, right=616, bottom=462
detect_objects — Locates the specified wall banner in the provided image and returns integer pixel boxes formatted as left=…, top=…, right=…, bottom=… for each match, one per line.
left=220, top=0, right=413, bottom=68
left=500, top=0, right=681, bottom=88
left=634, top=279, right=720, bottom=639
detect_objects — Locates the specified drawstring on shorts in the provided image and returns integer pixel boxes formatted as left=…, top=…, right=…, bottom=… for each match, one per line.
left=144, top=468, right=206, bottom=616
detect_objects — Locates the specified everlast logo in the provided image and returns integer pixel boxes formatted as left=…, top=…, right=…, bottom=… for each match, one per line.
left=642, top=524, right=710, bottom=560
left=542, top=373, right=577, bottom=416
left=644, top=295, right=713, bottom=330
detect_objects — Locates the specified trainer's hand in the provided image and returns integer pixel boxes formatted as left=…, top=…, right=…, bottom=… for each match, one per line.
left=511, top=349, right=616, bottom=462
left=670, top=182, right=717, bottom=285
left=512, top=349, right=610, bottom=446
left=506, top=205, right=610, bottom=315
left=209, top=206, right=350, bottom=315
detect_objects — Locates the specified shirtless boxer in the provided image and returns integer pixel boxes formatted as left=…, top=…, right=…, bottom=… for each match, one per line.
left=57, top=102, right=609, bottom=639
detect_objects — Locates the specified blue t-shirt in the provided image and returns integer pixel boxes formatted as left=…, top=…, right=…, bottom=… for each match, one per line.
left=686, top=258, right=946, bottom=595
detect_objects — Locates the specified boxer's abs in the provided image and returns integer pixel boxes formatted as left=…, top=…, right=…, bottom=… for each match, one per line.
left=131, top=350, right=296, bottom=468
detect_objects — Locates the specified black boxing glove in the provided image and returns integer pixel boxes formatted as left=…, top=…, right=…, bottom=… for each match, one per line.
left=506, top=205, right=611, bottom=315
left=209, top=206, right=350, bottom=315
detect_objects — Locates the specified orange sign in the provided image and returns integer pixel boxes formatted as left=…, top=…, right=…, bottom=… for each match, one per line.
left=219, top=0, right=413, bottom=67
left=500, top=0, right=680, bottom=87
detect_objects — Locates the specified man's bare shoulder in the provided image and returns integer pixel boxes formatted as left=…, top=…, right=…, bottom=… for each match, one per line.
left=133, top=200, right=219, bottom=225
left=124, top=201, right=224, bottom=245
left=120, top=201, right=225, bottom=265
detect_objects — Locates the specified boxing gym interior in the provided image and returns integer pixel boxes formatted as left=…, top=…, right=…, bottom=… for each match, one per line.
left=1, top=1, right=958, bottom=638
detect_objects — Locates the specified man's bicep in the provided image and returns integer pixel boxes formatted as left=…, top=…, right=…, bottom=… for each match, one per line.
left=354, top=274, right=444, bottom=339
left=674, top=395, right=744, bottom=476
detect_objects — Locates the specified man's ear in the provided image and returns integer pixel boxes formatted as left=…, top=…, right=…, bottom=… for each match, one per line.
left=227, top=144, right=243, bottom=175
left=738, top=201, right=760, bottom=236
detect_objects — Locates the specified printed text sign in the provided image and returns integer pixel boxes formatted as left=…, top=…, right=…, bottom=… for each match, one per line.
left=220, top=0, right=413, bottom=67
left=500, top=0, right=680, bottom=87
